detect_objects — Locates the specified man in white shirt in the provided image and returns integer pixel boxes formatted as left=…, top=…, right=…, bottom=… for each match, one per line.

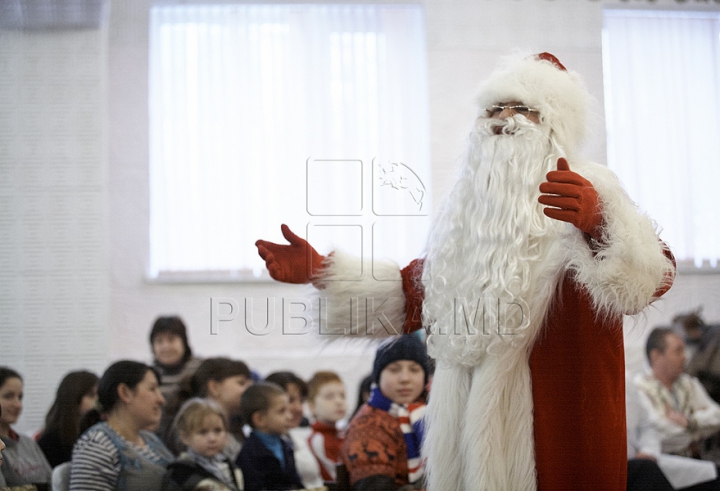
left=628, top=371, right=720, bottom=490
left=635, top=327, right=720, bottom=457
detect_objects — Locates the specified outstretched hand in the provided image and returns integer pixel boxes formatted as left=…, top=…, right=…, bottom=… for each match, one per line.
left=255, top=224, right=325, bottom=284
left=538, top=158, right=603, bottom=240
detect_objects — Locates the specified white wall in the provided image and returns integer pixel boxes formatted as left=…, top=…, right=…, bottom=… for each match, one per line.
left=2, top=0, right=720, bottom=434
left=0, top=27, right=110, bottom=433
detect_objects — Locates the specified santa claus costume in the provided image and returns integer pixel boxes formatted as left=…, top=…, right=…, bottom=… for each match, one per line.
left=256, top=52, right=675, bottom=491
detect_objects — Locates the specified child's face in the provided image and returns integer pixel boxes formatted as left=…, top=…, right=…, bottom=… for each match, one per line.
left=309, top=381, right=347, bottom=425
left=379, top=360, right=425, bottom=405
left=256, top=394, right=292, bottom=436
left=182, top=413, right=227, bottom=458
left=209, top=375, right=252, bottom=416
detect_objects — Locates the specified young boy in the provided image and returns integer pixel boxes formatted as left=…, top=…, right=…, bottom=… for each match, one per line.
left=235, top=382, right=304, bottom=491
left=341, top=334, right=428, bottom=491
left=306, top=371, right=347, bottom=481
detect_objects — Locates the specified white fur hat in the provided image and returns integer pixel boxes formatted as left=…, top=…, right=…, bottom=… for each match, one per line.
left=475, top=52, right=592, bottom=154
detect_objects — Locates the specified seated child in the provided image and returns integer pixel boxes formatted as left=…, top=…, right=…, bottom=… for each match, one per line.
left=162, top=398, right=243, bottom=491
left=235, top=383, right=304, bottom=491
left=306, top=372, right=346, bottom=482
left=341, top=335, right=428, bottom=491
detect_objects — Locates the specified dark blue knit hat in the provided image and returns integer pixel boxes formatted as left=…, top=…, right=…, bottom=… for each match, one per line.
left=372, top=334, right=429, bottom=384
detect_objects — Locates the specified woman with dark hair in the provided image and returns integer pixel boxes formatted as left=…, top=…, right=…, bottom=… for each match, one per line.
left=150, top=316, right=203, bottom=399
left=37, top=370, right=99, bottom=468
left=0, top=367, right=52, bottom=487
left=160, top=357, right=253, bottom=459
left=264, top=370, right=323, bottom=489
left=69, top=360, right=174, bottom=491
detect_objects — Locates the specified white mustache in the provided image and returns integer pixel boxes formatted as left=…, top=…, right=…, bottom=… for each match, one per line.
left=478, top=114, right=538, bottom=137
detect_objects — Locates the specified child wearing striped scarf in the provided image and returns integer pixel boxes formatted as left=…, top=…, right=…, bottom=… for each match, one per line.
left=341, top=334, right=428, bottom=491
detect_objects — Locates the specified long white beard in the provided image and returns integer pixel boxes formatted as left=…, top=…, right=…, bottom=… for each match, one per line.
left=421, top=116, right=570, bottom=491
left=423, top=115, right=566, bottom=366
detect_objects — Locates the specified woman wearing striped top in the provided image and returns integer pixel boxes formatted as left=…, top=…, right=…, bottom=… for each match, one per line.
left=69, top=360, right=174, bottom=491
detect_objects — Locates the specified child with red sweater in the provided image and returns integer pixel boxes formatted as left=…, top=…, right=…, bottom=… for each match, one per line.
left=341, top=335, right=428, bottom=491
left=306, top=372, right=347, bottom=481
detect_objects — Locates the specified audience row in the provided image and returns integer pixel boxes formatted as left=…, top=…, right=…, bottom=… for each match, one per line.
left=7, top=314, right=720, bottom=491
left=0, top=316, right=426, bottom=491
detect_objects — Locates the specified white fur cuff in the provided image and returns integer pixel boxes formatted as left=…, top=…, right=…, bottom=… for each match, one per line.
left=565, top=162, right=675, bottom=316
left=313, top=251, right=407, bottom=339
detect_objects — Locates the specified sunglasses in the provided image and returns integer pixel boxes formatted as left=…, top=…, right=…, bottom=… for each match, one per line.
left=485, top=104, right=539, bottom=118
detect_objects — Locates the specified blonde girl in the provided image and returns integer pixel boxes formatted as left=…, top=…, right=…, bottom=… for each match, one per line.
left=162, top=398, right=243, bottom=491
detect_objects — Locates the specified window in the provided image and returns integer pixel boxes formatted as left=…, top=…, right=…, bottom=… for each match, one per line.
left=602, top=9, right=720, bottom=268
left=149, top=4, right=431, bottom=279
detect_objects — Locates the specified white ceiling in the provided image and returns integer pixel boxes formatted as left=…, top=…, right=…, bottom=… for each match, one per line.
left=0, top=0, right=110, bottom=29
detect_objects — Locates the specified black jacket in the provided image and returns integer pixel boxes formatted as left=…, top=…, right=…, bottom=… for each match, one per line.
left=235, top=432, right=303, bottom=491
left=162, top=456, right=242, bottom=491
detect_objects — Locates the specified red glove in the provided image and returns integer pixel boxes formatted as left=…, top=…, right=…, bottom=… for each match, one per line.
left=255, top=224, right=325, bottom=284
left=538, top=158, right=603, bottom=240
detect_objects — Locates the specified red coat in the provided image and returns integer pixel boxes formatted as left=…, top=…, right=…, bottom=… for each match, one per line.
left=399, top=260, right=672, bottom=490
left=528, top=274, right=626, bottom=490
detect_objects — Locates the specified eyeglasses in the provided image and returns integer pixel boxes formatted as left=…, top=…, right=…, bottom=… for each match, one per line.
left=485, top=104, right=539, bottom=118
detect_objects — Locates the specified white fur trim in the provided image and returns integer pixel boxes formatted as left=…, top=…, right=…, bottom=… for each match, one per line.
left=423, top=364, right=471, bottom=491
left=563, top=161, right=675, bottom=316
left=424, top=357, right=537, bottom=491
left=476, top=52, right=592, bottom=155
left=313, top=251, right=407, bottom=338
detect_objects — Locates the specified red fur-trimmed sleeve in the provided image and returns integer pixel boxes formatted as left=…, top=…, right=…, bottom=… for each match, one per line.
left=401, top=258, right=425, bottom=334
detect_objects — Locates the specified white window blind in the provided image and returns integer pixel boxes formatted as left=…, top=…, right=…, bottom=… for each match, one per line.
left=602, top=10, right=720, bottom=268
left=149, top=4, right=431, bottom=278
